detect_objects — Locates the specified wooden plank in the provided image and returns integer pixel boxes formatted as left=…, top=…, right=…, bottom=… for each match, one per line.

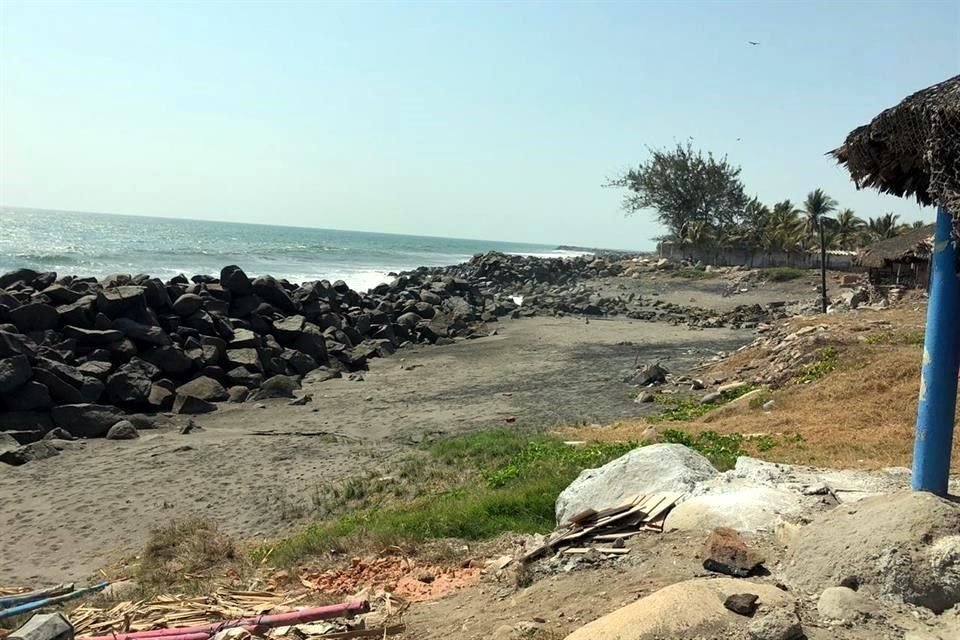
left=562, top=547, right=631, bottom=555
left=592, top=532, right=639, bottom=541
left=643, top=493, right=683, bottom=522
left=319, top=625, right=406, bottom=639
left=565, top=508, right=598, bottom=526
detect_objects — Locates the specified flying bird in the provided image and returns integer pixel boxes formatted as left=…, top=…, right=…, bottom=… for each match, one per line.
left=748, top=41, right=760, bottom=45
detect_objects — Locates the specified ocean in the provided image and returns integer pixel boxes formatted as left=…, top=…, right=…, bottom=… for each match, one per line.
left=0, top=207, right=584, bottom=291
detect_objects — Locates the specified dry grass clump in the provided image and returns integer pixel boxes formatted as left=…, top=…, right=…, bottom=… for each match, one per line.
left=138, top=517, right=240, bottom=590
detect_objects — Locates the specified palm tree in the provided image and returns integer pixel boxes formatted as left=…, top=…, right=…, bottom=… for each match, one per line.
left=834, top=208, right=865, bottom=250
left=768, top=200, right=804, bottom=262
left=866, top=213, right=901, bottom=240
left=804, top=189, right=838, bottom=313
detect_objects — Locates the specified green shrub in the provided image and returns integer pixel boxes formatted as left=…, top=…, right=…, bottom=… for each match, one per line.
left=794, top=347, right=839, bottom=384
left=765, top=267, right=805, bottom=282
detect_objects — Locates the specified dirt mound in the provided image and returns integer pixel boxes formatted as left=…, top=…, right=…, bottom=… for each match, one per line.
left=299, top=554, right=481, bottom=602
left=783, top=491, right=960, bottom=612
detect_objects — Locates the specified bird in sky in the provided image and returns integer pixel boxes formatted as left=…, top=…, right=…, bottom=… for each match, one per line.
left=748, top=41, right=760, bottom=45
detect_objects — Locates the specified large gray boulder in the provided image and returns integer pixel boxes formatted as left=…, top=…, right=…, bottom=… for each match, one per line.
left=9, top=302, right=59, bottom=332
left=175, top=376, right=228, bottom=402
left=172, top=293, right=204, bottom=316
left=106, top=420, right=139, bottom=440
left=4, top=380, right=52, bottom=411
left=555, top=443, right=718, bottom=525
left=220, top=265, right=252, bottom=295
left=113, top=318, right=171, bottom=346
left=249, top=374, right=300, bottom=400
left=51, top=403, right=125, bottom=438
left=0, top=355, right=32, bottom=393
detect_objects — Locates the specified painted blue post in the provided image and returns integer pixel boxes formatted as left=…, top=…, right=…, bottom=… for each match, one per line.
left=913, top=204, right=960, bottom=495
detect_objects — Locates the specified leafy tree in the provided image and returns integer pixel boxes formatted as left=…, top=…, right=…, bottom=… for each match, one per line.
left=804, top=189, right=838, bottom=313
left=606, top=142, right=749, bottom=244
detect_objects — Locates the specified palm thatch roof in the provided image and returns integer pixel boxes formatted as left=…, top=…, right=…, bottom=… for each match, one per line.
left=859, top=223, right=935, bottom=268
left=831, top=75, right=960, bottom=215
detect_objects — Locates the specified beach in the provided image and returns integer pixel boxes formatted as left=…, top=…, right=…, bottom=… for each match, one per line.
left=0, top=257, right=821, bottom=583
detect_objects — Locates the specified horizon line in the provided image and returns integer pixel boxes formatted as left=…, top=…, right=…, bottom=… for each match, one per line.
left=0, top=203, right=640, bottom=253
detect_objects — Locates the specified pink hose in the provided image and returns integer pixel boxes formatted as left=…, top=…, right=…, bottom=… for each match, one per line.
left=79, top=600, right=370, bottom=640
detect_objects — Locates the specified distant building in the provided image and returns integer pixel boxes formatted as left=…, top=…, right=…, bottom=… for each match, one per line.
left=858, top=224, right=935, bottom=289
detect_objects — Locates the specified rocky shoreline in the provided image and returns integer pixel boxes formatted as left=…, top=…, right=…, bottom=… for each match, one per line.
left=0, top=252, right=799, bottom=465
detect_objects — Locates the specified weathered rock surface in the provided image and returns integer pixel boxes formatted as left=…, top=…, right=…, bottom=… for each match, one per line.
left=172, top=394, right=217, bottom=415
left=249, top=374, right=300, bottom=400
left=563, top=578, right=794, bottom=640
left=0, top=355, right=32, bottom=393
left=106, top=420, right=139, bottom=440
left=783, top=490, right=960, bottom=613
left=175, top=376, right=228, bottom=402
left=702, top=527, right=765, bottom=577
left=555, top=443, right=718, bottom=525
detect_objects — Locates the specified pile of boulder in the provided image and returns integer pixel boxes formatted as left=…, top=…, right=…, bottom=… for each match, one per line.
left=411, top=253, right=795, bottom=328
left=0, top=263, right=511, bottom=456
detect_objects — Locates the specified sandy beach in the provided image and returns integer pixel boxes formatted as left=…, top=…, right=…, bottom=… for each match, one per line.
left=1, top=313, right=753, bottom=584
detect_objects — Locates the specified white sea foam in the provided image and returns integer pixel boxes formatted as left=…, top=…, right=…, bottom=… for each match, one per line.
left=506, top=249, right=594, bottom=259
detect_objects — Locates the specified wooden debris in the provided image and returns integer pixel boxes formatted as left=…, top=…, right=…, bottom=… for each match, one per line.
left=71, top=590, right=308, bottom=636
left=561, top=548, right=630, bottom=555
left=522, top=492, right=684, bottom=563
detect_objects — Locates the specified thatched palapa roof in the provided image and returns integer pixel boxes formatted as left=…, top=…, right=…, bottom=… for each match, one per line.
left=832, top=75, right=960, bottom=216
left=859, top=223, right=935, bottom=269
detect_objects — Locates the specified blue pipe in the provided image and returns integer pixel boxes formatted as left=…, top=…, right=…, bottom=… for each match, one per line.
left=913, top=204, right=960, bottom=495
left=0, top=584, right=74, bottom=609
left=0, top=582, right=109, bottom=621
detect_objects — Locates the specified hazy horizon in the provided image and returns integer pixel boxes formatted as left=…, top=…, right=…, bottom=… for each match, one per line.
left=2, top=1, right=958, bottom=250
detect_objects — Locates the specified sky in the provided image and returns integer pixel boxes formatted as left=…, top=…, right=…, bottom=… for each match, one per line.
left=1, top=1, right=958, bottom=251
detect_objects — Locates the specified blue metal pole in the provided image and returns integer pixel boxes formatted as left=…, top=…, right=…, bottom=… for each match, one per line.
left=913, top=204, right=960, bottom=495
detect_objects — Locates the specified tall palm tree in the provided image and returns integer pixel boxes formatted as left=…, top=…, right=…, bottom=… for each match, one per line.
left=834, top=208, right=865, bottom=250
left=867, top=213, right=901, bottom=240
left=804, top=189, right=838, bottom=313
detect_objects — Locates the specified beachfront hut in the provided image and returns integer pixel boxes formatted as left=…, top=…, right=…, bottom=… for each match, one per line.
left=858, top=223, right=935, bottom=289
left=832, top=74, right=959, bottom=495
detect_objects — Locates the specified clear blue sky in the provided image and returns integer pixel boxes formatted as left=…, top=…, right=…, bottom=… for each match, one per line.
left=1, top=1, right=957, bottom=250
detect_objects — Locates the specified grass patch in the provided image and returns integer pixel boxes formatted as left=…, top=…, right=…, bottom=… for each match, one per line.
left=138, top=518, right=239, bottom=590
left=257, top=431, right=637, bottom=566
left=648, top=385, right=757, bottom=422
left=864, top=330, right=924, bottom=347
left=794, top=347, right=839, bottom=384
left=672, top=267, right=716, bottom=280
left=764, top=267, right=806, bottom=282
left=660, top=429, right=744, bottom=470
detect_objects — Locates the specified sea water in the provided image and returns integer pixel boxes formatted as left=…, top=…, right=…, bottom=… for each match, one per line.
left=0, top=207, right=584, bottom=291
